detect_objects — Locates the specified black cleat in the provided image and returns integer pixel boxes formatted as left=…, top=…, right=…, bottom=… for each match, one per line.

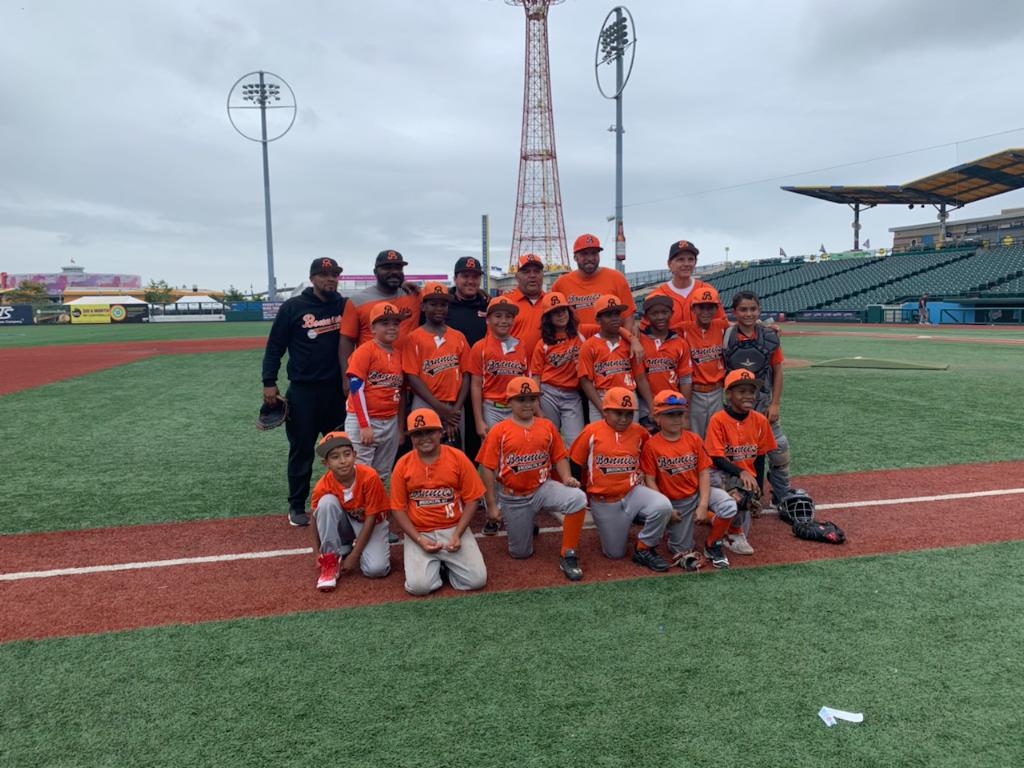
left=559, top=549, right=583, bottom=581
left=703, top=540, right=730, bottom=569
left=288, top=509, right=310, bottom=527
left=632, top=545, right=671, bottom=572
left=482, top=518, right=502, bottom=536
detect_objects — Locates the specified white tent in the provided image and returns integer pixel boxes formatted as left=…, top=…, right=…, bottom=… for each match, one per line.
left=66, top=295, right=147, bottom=305
left=173, top=294, right=224, bottom=309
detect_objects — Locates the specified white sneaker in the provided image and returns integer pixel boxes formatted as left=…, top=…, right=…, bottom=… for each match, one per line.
left=724, top=533, right=754, bottom=555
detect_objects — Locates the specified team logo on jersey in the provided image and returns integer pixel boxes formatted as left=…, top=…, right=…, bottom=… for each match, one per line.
left=367, top=370, right=403, bottom=388
left=690, top=345, right=725, bottom=365
left=655, top=454, right=698, bottom=475
left=723, top=442, right=758, bottom=462
left=569, top=292, right=601, bottom=309
left=301, top=313, right=341, bottom=338
left=484, top=359, right=528, bottom=376
left=593, top=358, right=632, bottom=377
left=423, top=353, right=462, bottom=377
left=594, top=453, right=638, bottom=475
left=409, top=487, right=456, bottom=507
left=644, top=355, right=677, bottom=374
left=547, top=345, right=579, bottom=368
left=506, top=451, right=549, bottom=474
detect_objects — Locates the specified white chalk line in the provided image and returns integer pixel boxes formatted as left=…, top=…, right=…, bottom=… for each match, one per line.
left=3, top=487, right=1023, bottom=582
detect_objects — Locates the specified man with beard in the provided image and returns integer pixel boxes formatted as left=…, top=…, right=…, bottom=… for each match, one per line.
left=340, top=249, right=422, bottom=352
left=262, top=257, right=355, bottom=527
left=552, top=234, right=636, bottom=330
left=505, top=252, right=547, bottom=352
left=641, top=240, right=725, bottom=333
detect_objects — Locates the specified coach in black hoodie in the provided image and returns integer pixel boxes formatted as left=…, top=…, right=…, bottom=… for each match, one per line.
left=262, top=257, right=352, bottom=526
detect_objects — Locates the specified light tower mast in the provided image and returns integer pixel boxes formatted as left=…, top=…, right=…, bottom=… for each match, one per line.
left=507, top=0, right=569, bottom=273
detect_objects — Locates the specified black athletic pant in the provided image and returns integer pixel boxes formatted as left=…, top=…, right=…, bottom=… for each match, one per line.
left=285, top=380, right=346, bottom=513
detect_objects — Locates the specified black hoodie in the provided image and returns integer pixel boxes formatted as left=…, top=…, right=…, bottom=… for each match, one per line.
left=261, top=288, right=347, bottom=386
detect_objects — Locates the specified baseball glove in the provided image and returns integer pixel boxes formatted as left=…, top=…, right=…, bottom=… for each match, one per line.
left=792, top=519, right=846, bottom=544
left=720, top=475, right=763, bottom=517
left=256, top=395, right=288, bottom=431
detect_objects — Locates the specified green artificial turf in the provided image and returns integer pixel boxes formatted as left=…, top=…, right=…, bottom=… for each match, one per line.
left=1, top=543, right=1022, bottom=768
left=0, top=321, right=272, bottom=347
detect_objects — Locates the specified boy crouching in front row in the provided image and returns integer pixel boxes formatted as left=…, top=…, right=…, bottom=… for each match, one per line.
left=311, top=431, right=392, bottom=591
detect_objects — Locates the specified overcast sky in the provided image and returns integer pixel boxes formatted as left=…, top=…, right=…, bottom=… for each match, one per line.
left=4, top=0, right=1024, bottom=291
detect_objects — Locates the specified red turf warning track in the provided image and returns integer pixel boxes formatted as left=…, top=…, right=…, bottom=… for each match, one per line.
left=2, top=460, right=1022, bottom=643
left=0, top=337, right=265, bottom=395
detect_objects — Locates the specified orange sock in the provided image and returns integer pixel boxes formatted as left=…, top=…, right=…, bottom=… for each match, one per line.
left=727, top=525, right=743, bottom=535
left=707, top=515, right=731, bottom=546
left=561, top=509, right=585, bottom=554
left=636, top=540, right=650, bottom=551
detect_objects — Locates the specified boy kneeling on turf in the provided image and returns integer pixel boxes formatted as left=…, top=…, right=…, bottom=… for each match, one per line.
left=703, top=369, right=778, bottom=567
left=311, top=431, right=392, bottom=592
left=569, top=387, right=673, bottom=571
left=390, top=408, right=488, bottom=596
left=477, top=377, right=588, bottom=581
left=640, top=390, right=737, bottom=571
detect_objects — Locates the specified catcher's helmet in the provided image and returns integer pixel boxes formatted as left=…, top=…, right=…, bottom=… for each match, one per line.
left=778, top=488, right=815, bottom=524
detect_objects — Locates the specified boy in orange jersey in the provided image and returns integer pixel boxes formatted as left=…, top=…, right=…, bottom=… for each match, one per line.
left=680, top=284, right=730, bottom=439
left=310, top=431, right=392, bottom=591
left=569, top=387, right=672, bottom=571
left=578, top=295, right=654, bottom=423
left=640, top=390, right=737, bottom=571
left=477, top=377, right=588, bottom=581
left=390, top=409, right=488, bottom=595
left=402, top=281, right=472, bottom=446
left=344, top=301, right=404, bottom=483
left=468, top=295, right=533, bottom=439
left=637, top=294, right=692, bottom=427
left=703, top=369, right=779, bottom=567
left=531, top=291, right=587, bottom=448
left=552, top=233, right=636, bottom=329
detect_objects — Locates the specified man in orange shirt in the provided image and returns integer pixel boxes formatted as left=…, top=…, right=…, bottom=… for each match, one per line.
left=340, top=249, right=422, bottom=351
left=390, top=409, right=488, bottom=595
left=469, top=295, right=532, bottom=438
left=578, top=295, right=653, bottom=423
left=477, top=377, right=587, bottom=581
left=641, top=240, right=726, bottom=333
left=640, top=390, right=736, bottom=571
left=551, top=233, right=636, bottom=329
left=681, top=284, right=730, bottom=439
left=505, top=252, right=546, bottom=352
left=310, top=431, right=392, bottom=591
left=402, top=282, right=471, bottom=446
left=637, top=294, right=692, bottom=426
left=704, top=369, right=780, bottom=567
left=569, top=387, right=672, bottom=571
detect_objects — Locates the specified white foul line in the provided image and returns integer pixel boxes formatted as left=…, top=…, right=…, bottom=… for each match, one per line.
left=3, top=487, right=1024, bottom=582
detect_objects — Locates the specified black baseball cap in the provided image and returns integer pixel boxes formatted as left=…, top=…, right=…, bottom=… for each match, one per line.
left=668, top=240, right=700, bottom=261
left=375, top=249, right=408, bottom=267
left=454, top=256, right=484, bottom=275
left=310, top=257, right=342, bottom=276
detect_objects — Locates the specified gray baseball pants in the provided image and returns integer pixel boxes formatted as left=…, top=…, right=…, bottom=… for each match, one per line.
left=483, top=400, right=510, bottom=429
left=539, top=384, right=585, bottom=448
left=589, top=485, right=672, bottom=559
left=755, top=391, right=792, bottom=503
left=498, top=479, right=587, bottom=558
left=688, top=387, right=724, bottom=439
left=403, top=525, right=487, bottom=596
left=709, top=470, right=752, bottom=536
left=667, top=488, right=736, bottom=554
left=313, top=494, right=391, bottom=578
left=344, top=413, right=400, bottom=484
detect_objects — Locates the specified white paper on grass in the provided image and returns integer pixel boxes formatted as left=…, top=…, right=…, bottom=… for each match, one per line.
left=819, top=706, right=864, bottom=727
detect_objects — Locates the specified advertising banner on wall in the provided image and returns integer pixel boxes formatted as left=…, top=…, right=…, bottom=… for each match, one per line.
left=69, top=304, right=113, bottom=324
left=0, top=305, right=34, bottom=325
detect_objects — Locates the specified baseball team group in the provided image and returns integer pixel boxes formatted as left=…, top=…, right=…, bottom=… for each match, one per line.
left=261, top=235, right=820, bottom=595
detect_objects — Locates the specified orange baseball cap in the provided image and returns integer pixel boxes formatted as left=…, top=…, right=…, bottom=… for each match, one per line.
left=601, top=387, right=639, bottom=411
left=692, top=285, right=721, bottom=306
left=421, top=281, right=453, bottom=303
left=724, top=369, right=762, bottom=391
left=573, top=233, right=603, bottom=253
left=668, top=240, right=700, bottom=260
left=516, top=253, right=545, bottom=271
left=315, top=430, right=354, bottom=457
left=594, top=294, right=628, bottom=317
left=505, top=376, right=540, bottom=400
left=369, top=302, right=402, bottom=325
left=486, top=295, right=520, bottom=316
left=407, top=408, right=443, bottom=433
left=540, top=291, right=571, bottom=315
left=652, top=389, right=688, bottom=414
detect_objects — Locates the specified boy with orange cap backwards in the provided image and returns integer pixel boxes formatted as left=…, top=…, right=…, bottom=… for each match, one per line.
left=477, top=377, right=588, bottom=581
left=640, top=390, right=737, bottom=571
left=389, top=408, right=488, bottom=595
left=311, top=431, right=392, bottom=591
left=702, top=369, right=779, bottom=567
left=569, top=387, right=673, bottom=571
left=345, top=301, right=405, bottom=483
left=680, top=284, right=729, bottom=439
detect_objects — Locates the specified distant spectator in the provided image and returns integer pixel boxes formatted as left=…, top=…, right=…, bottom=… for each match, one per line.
left=918, top=293, right=929, bottom=325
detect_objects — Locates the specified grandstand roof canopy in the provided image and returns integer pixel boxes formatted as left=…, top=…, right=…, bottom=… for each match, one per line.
left=782, top=148, right=1024, bottom=207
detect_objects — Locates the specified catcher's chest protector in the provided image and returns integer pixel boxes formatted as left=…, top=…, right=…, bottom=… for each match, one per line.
left=724, top=326, right=779, bottom=383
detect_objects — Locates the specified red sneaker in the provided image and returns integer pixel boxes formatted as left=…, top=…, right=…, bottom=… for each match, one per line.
left=316, top=552, right=340, bottom=591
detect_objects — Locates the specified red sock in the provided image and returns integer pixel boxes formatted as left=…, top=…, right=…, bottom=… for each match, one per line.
left=561, top=509, right=585, bottom=554
left=636, top=540, right=650, bottom=551
left=707, top=515, right=731, bottom=546
left=727, top=524, right=743, bottom=535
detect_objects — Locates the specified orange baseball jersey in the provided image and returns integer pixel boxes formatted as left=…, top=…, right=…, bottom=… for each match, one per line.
left=311, top=464, right=391, bottom=521
left=390, top=444, right=486, bottom=532
left=402, top=326, right=471, bottom=402
left=476, top=416, right=567, bottom=494
left=569, top=420, right=648, bottom=499
left=638, top=330, right=692, bottom=394
left=577, top=333, right=644, bottom=392
left=531, top=332, right=586, bottom=388
left=640, top=430, right=712, bottom=499
left=642, top=279, right=726, bottom=332
left=342, top=291, right=421, bottom=346
left=551, top=268, right=637, bottom=327
left=736, top=327, right=784, bottom=365
left=704, top=409, right=778, bottom=476
left=346, top=339, right=404, bottom=423
left=467, top=334, right=531, bottom=403
left=504, top=287, right=545, bottom=352
left=681, top=318, right=730, bottom=386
